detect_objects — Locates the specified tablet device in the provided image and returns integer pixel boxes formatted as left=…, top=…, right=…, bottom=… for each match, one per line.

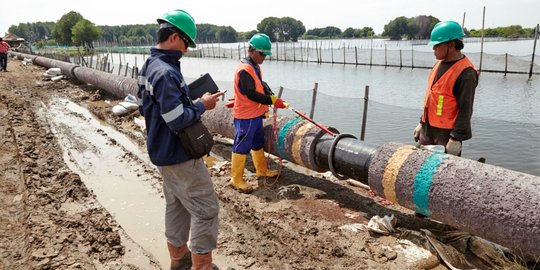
left=188, top=73, right=219, bottom=100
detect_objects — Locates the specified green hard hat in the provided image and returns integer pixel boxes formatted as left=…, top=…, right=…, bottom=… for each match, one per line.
left=158, top=9, right=197, bottom=48
left=428, top=21, right=465, bottom=46
left=249, top=33, right=272, bottom=56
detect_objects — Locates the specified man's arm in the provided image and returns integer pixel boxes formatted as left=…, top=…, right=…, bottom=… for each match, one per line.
left=450, top=68, right=478, bottom=141
left=238, top=70, right=273, bottom=105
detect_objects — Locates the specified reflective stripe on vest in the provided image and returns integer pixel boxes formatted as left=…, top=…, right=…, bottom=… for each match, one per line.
left=233, top=61, right=268, bottom=119
left=421, top=57, right=477, bottom=129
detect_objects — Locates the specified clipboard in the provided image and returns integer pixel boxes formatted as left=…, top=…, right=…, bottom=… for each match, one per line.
left=187, top=73, right=219, bottom=100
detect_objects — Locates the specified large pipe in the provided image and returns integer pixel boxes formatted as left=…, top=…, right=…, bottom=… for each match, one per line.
left=11, top=52, right=137, bottom=98
left=12, top=51, right=540, bottom=257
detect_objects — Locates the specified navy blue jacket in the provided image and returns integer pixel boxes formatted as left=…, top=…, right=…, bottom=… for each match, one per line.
left=138, top=48, right=206, bottom=166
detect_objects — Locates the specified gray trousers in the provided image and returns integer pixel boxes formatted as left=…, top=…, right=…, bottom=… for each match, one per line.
left=158, top=159, right=219, bottom=254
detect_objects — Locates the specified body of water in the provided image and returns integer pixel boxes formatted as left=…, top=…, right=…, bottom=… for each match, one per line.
left=107, top=39, right=540, bottom=176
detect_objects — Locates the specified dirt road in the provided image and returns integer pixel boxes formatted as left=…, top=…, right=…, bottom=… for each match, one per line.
left=2, top=57, right=511, bottom=270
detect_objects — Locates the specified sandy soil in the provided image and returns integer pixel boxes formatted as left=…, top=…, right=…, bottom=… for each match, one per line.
left=1, top=57, right=513, bottom=270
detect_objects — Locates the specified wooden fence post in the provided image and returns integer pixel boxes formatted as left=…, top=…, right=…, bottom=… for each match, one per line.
left=278, top=86, right=284, bottom=98
left=411, top=47, right=414, bottom=69
left=331, top=44, right=334, bottom=64
left=309, top=83, right=319, bottom=119
left=529, top=24, right=539, bottom=78
left=384, top=44, right=387, bottom=66
left=360, top=85, right=369, bottom=141
left=343, top=44, right=346, bottom=65
left=355, top=46, right=358, bottom=65
left=504, top=53, right=508, bottom=75
left=399, top=50, right=403, bottom=68
left=370, top=38, right=373, bottom=66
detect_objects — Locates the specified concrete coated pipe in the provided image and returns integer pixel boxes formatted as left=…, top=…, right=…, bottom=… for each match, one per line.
left=368, top=143, right=540, bottom=256
left=11, top=52, right=138, bottom=98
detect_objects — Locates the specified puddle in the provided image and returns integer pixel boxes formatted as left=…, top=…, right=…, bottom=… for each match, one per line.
left=37, top=98, right=241, bottom=269
left=39, top=98, right=168, bottom=268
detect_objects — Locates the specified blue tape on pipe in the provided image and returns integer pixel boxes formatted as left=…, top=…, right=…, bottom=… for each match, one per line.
left=413, top=152, right=446, bottom=217
left=278, top=118, right=301, bottom=159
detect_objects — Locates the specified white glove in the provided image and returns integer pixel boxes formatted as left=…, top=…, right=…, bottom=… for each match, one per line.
left=446, top=139, right=462, bottom=156
left=413, top=123, right=422, bottom=142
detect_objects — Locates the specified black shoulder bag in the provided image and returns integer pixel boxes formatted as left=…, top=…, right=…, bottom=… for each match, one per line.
left=176, top=119, right=214, bottom=159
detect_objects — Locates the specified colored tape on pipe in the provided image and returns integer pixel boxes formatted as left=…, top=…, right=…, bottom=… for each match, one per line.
left=382, top=146, right=416, bottom=203
left=413, top=152, right=446, bottom=217
left=278, top=118, right=301, bottom=159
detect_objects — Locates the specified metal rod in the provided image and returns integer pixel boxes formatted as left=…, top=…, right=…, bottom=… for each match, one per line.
left=291, top=108, right=334, bottom=136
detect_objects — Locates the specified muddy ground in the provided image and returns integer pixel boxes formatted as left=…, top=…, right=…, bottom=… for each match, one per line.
left=0, top=58, right=525, bottom=270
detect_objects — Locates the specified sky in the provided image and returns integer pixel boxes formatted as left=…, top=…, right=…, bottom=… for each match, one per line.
left=1, top=0, right=539, bottom=37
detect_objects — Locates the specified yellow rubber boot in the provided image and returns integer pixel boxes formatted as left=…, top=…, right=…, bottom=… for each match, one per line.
left=229, top=153, right=254, bottom=193
left=251, top=148, right=278, bottom=177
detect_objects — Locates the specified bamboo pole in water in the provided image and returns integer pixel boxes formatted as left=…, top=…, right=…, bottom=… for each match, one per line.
left=411, top=47, right=414, bottom=69
left=360, top=85, right=369, bottom=141
left=505, top=53, right=508, bottom=75
left=355, top=46, right=358, bottom=66
left=370, top=37, right=373, bottom=66
left=309, top=82, right=318, bottom=119
left=343, top=44, right=346, bottom=65
left=331, top=43, right=334, bottom=64
left=529, top=24, right=539, bottom=78
left=479, top=6, right=486, bottom=73
left=384, top=45, right=387, bottom=66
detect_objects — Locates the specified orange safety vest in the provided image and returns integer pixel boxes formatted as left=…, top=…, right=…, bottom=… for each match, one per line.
left=233, top=61, right=268, bottom=119
left=421, top=57, right=477, bottom=129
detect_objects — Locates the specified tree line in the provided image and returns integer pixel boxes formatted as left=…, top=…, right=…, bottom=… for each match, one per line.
left=7, top=11, right=538, bottom=48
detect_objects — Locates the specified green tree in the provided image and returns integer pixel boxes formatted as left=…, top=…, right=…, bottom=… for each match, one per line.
left=358, top=27, right=375, bottom=37
left=8, top=21, right=55, bottom=42
left=412, top=15, right=439, bottom=39
left=342, top=27, right=355, bottom=38
left=306, top=26, right=341, bottom=38
left=216, top=26, right=237, bottom=42
left=275, top=17, right=305, bottom=41
left=72, top=19, right=101, bottom=48
left=53, top=11, right=84, bottom=45
left=257, top=17, right=280, bottom=41
left=383, top=16, right=411, bottom=40
left=238, top=30, right=258, bottom=41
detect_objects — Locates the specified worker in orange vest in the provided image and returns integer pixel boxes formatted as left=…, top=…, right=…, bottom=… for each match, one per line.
left=230, top=33, right=288, bottom=193
left=413, top=21, right=478, bottom=156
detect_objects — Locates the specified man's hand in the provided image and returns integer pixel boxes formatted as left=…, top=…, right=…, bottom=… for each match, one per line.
left=413, top=123, right=422, bottom=142
left=200, top=91, right=224, bottom=110
left=270, top=96, right=289, bottom=109
left=446, top=139, right=462, bottom=156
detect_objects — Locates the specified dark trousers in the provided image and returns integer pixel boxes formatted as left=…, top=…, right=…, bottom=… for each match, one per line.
left=0, top=53, right=7, bottom=70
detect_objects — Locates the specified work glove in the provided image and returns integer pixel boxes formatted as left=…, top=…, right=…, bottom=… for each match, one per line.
left=446, top=139, right=462, bottom=156
left=270, top=96, right=289, bottom=109
left=225, top=98, right=235, bottom=108
left=413, top=123, right=423, bottom=142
